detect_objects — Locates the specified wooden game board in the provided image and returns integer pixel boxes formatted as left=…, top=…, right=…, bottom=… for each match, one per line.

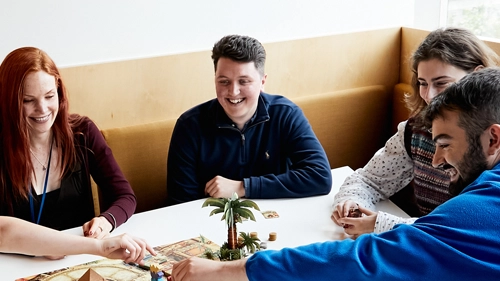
left=16, top=236, right=220, bottom=281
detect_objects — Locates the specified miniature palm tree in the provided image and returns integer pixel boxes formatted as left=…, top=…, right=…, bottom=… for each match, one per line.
left=202, top=193, right=260, bottom=252
left=238, top=232, right=261, bottom=253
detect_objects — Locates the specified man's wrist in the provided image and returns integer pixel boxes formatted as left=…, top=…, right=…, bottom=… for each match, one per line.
left=241, top=178, right=249, bottom=197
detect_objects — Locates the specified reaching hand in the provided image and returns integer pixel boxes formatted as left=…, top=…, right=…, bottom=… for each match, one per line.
left=99, top=233, right=156, bottom=264
left=205, top=176, right=245, bottom=198
left=337, top=205, right=378, bottom=238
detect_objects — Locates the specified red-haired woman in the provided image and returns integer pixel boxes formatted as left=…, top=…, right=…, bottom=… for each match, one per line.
left=0, top=47, right=136, bottom=241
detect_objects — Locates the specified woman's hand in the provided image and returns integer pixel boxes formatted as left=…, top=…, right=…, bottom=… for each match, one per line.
left=83, top=216, right=112, bottom=239
left=331, top=199, right=359, bottom=225
left=337, top=205, right=378, bottom=238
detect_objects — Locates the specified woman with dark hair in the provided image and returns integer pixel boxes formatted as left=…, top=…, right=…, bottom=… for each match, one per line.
left=0, top=47, right=136, bottom=242
left=331, top=27, right=500, bottom=236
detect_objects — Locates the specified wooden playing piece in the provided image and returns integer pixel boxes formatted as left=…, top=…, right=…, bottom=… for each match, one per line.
left=268, top=232, right=277, bottom=241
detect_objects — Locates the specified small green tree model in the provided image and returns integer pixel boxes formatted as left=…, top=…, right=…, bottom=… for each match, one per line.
left=202, top=193, right=261, bottom=260
left=238, top=231, right=261, bottom=253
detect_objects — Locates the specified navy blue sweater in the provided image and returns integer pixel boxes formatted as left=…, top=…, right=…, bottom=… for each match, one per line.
left=166, top=93, right=332, bottom=205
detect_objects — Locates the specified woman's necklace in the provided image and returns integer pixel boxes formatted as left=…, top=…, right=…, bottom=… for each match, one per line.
left=29, top=139, right=54, bottom=224
left=30, top=149, right=48, bottom=171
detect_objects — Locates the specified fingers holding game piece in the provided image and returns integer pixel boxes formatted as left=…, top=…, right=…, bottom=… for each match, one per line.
left=338, top=207, right=378, bottom=237
left=337, top=203, right=364, bottom=229
left=331, top=200, right=359, bottom=225
left=347, top=207, right=362, bottom=218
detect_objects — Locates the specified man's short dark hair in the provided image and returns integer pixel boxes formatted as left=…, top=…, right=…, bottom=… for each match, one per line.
left=211, top=35, right=266, bottom=76
left=424, top=67, right=500, bottom=144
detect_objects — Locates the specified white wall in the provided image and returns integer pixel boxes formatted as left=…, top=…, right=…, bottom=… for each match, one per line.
left=414, top=0, right=445, bottom=31
left=0, top=0, right=414, bottom=67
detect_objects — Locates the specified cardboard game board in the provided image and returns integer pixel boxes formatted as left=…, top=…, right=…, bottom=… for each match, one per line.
left=141, top=236, right=220, bottom=275
left=16, top=236, right=220, bottom=281
left=16, top=259, right=149, bottom=281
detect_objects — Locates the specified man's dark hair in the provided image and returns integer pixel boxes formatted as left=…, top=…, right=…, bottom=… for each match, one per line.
left=424, top=67, right=500, bottom=144
left=211, top=35, right=266, bottom=76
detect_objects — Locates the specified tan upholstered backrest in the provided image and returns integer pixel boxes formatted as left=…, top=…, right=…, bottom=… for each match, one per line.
left=101, top=119, right=177, bottom=213
left=392, top=83, right=413, bottom=133
left=292, top=85, right=391, bottom=170
left=60, top=28, right=402, bottom=130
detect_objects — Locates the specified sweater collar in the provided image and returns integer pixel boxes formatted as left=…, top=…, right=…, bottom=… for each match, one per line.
left=215, top=93, right=270, bottom=130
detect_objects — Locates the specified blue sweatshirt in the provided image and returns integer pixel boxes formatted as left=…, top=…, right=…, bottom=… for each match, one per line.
left=247, top=163, right=500, bottom=280
left=167, top=93, right=332, bottom=205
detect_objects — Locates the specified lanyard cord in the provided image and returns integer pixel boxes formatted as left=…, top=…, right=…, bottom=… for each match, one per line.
left=29, top=140, right=54, bottom=225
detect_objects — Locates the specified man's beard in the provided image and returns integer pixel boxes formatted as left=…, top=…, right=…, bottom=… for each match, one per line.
left=448, top=140, right=488, bottom=196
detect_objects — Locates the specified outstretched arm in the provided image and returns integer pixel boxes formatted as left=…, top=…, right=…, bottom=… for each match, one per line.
left=172, top=257, right=248, bottom=281
left=0, top=216, right=155, bottom=263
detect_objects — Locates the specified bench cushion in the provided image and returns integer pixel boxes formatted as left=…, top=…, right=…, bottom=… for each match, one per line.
left=101, top=119, right=176, bottom=213
left=293, top=85, right=391, bottom=170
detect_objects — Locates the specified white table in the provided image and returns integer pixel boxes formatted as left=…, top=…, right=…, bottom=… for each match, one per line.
left=1, top=166, right=408, bottom=280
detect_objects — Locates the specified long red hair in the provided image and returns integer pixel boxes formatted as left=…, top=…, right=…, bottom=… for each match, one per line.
left=0, top=47, right=79, bottom=211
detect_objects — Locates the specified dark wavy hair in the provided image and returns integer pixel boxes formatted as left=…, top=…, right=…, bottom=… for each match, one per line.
left=211, top=35, right=266, bottom=76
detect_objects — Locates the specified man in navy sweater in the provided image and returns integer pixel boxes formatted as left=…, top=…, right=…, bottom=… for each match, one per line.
left=166, top=35, right=332, bottom=205
left=170, top=68, right=500, bottom=280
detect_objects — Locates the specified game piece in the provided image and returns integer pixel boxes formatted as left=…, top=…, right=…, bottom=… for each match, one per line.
left=343, top=207, right=363, bottom=229
left=262, top=210, right=280, bottom=219
left=202, top=194, right=261, bottom=260
left=348, top=208, right=362, bottom=218
left=77, top=268, right=105, bottom=281
left=150, top=263, right=165, bottom=281
left=268, top=232, right=277, bottom=241
left=260, top=242, right=268, bottom=249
